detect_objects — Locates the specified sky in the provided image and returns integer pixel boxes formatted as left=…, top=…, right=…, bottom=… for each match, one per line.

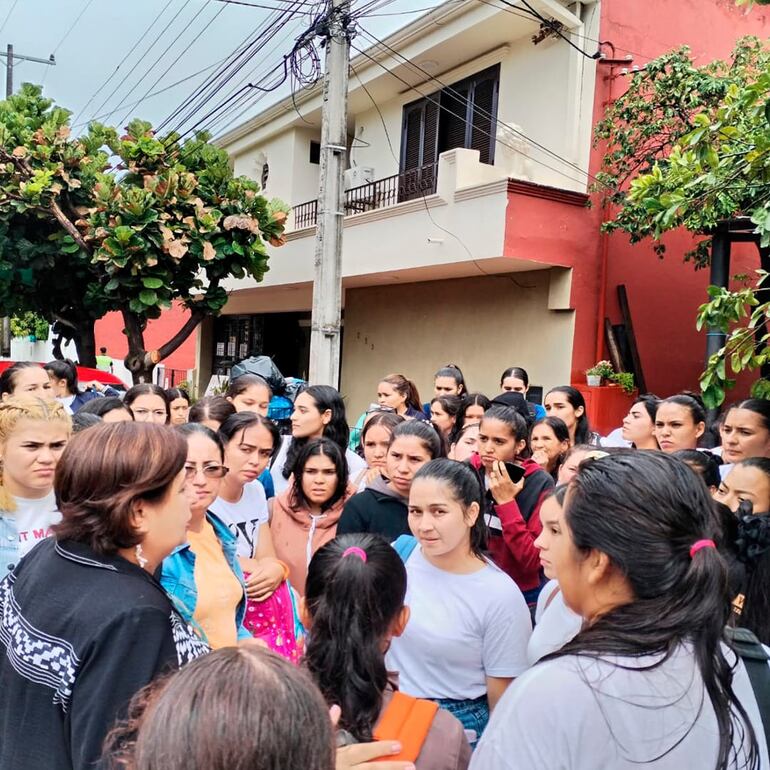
left=3, top=0, right=444, bottom=136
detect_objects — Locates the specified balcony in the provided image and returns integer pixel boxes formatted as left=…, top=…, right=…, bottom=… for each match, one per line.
left=292, top=162, right=439, bottom=230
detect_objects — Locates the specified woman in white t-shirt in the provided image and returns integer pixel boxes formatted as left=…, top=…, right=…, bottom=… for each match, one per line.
left=386, top=459, right=532, bottom=746
left=210, top=413, right=286, bottom=600
left=472, top=451, right=769, bottom=770
left=0, top=397, right=71, bottom=580
left=526, top=485, right=582, bottom=665
left=271, top=385, right=366, bottom=497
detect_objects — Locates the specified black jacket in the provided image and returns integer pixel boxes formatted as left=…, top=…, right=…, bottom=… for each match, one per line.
left=337, top=485, right=410, bottom=541
left=0, top=538, right=209, bottom=770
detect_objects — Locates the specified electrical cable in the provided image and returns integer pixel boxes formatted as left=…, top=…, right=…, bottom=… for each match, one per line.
left=0, top=0, right=20, bottom=40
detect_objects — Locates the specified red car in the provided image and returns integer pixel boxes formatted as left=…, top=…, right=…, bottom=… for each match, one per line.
left=0, top=361, right=128, bottom=390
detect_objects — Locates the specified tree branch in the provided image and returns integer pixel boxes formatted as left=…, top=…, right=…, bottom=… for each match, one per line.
left=153, top=307, right=206, bottom=365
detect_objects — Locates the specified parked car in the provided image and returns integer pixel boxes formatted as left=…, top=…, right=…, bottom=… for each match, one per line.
left=0, top=361, right=129, bottom=391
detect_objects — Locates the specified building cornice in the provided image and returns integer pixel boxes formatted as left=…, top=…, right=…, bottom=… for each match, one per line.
left=506, top=179, right=589, bottom=207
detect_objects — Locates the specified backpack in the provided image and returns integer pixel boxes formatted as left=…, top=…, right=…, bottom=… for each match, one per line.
left=725, top=626, right=770, bottom=745
left=392, top=534, right=418, bottom=563
left=373, top=690, right=439, bottom=762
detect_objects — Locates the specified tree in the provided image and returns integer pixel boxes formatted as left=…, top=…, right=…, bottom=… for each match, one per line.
left=0, top=84, right=289, bottom=381
left=595, top=38, right=770, bottom=406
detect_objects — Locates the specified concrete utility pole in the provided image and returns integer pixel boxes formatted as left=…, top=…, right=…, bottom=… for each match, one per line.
left=308, top=0, right=351, bottom=387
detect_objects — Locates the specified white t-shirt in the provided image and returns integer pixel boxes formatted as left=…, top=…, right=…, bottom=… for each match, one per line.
left=527, top=580, right=582, bottom=665
left=209, top=480, right=269, bottom=558
left=386, top=546, right=532, bottom=700
left=270, top=436, right=366, bottom=496
left=14, top=491, right=61, bottom=558
left=471, top=644, right=770, bottom=770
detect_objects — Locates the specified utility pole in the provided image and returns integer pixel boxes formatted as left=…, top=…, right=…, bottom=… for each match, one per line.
left=0, top=45, right=55, bottom=356
left=308, top=0, right=351, bottom=387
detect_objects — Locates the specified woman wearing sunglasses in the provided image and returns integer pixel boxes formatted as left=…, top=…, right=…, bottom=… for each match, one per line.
left=161, top=424, right=251, bottom=649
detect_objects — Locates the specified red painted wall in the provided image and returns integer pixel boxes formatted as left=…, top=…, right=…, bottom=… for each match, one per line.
left=94, top=303, right=197, bottom=371
left=594, top=0, right=770, bottom=396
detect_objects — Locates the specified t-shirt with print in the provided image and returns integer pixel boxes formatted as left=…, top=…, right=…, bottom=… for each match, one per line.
left=15, top=491, right=61, bottom=558
left=209, top=481, right=269, bottom=559
left=385, top=546, right=532, bottom=700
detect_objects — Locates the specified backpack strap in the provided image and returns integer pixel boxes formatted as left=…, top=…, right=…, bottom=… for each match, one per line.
left=725, top=626, right=770, bottom=744
left=392, top=535, right=418, bottom=563
left=373, top=691, right=439, bottom=762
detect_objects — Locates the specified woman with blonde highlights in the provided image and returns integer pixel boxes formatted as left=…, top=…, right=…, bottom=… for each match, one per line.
left=0, top=396, right=71, bottom=580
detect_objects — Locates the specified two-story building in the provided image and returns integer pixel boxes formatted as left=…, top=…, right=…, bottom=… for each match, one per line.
left=104, top=0, right=770, bottom=412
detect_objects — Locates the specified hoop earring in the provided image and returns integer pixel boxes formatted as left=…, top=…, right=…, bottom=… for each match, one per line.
left=135, top=544, right=148, bottom=570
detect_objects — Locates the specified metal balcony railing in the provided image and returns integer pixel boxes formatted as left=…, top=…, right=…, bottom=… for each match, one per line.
left=291, top=162, right=438, bottom=230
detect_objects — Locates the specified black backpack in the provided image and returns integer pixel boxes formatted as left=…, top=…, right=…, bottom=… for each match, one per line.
left=725, top=626, right=770, bottom=746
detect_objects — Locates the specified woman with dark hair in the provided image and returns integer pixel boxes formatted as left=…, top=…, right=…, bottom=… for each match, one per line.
left=387, top=460, right=531, bottom=745
left=654, top=393, right=707, bottom=453
left=338, top=421, right=443, bottom=540
left=430, top=394, right=463, bottom=442
left=471, top=406, right=554, bottom=605
left=188, top=395, right=236, bottom=430
left=500, top=367, right=545, bottom=420
left=377, top=374, right=424, bottom=419
left=124, top=383, right=170, bottom=424
left=433, top=365, right=467, bottom=398
left=449, top=422, right=480, bottom=463
left=674, top=449, right=722, bottom=492
left=450, top=393, right=492, bottom=446
left=45, top=359, right=118, bottom=413
left=303, top=533, right=471, bottom=768
left=165, top=387, right=190, bottom=426
left=0, top=361, right=54, bottom=401
left=210, top=412, right=301, bottom=661
left=473, top=451, right=767, bottom=769
left=557, top=445, right=609, bottom=485
left=544, top=386, right=597, bottom=446
left=78, top=396, right=133, bottom=422
left=621, top=394, right=659, bottom=450
left=161, top=424, right=250, bottom=649
left=714, top=457, right=770, bottom=517
left=0, top=422, right=208, bottom=770
left=225, top=373, right=272, bottom=415
left=104, top=645, right=336, bottom=770
left=527, top=486, right=582, bottom=664
left=354, top=411, right=405, bottom=489
left=719, top=399, right=770, bottom=466
left=271, top=385, right=365, bottom=497
left=529, top=417, right=570, bottom=479
left=271, top=438, right=354, bottom=595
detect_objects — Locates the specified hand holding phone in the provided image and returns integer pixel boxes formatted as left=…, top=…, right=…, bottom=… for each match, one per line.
left=488, top=460, right=526, bottom=505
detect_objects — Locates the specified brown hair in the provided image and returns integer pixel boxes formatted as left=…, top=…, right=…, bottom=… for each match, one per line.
left=104, top=646, right=334, bottom=770
left=188, top=395, right=236, bottom=426
left=0, top=397, right=71, bottom=511
left=380, top=373, right=422, bottom=412
left=53, top=422, right=186, bottom=554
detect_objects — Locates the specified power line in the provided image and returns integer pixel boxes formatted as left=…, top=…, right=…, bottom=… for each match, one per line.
left=355, top=27, right=602, bottom=186
left=76, top=0, right=178, bottom=125
left=0, top=0, right=19, bottom=39
left=49, top=0, right=97, bottom=55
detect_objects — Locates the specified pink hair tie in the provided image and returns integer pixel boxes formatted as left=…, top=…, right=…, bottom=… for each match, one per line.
left=689, top=539, right=716, bottom=558
left=342, top=546, right=368, bottom=563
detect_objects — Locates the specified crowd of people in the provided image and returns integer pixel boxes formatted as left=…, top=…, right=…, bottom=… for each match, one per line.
left=0, top=358, right=769, bottom=769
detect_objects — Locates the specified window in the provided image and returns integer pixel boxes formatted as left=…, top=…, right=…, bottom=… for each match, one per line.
left=400, top=64, right=500, bottom=186
left=309, top=140, right=321, bottom=164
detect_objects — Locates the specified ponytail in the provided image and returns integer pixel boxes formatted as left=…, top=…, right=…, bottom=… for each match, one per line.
left=304, top=534, right=407, bottom=741
left=380, top=374, right=422, bottom=413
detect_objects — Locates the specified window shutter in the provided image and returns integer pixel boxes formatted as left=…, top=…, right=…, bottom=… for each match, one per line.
left=438, top=84, right=470, bottom=154
left=402, top=104, right=424, bottom=171
left=470, top=75, right=497, bottom=164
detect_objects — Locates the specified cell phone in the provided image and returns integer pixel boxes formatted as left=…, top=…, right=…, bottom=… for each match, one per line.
left=503, top=462, right=526, bottom=483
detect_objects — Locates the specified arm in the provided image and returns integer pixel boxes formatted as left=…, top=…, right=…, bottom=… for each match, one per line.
left=486, top=676, right=514, bottom=712
left=242, top=523, right=284, bottom=601
left=494, top=498, right=542, bottom=580
left=68, top=607, right=178, bottom=770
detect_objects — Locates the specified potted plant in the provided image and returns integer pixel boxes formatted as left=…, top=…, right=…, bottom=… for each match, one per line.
left=10, top=312, right=49, bottom=343
left=586, top=360, right=614, bottom=387
left=610, top=371, right=635, bottom=394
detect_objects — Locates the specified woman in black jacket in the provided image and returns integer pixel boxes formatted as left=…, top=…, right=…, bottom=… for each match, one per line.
left=0, top=421, right=208, bottom=770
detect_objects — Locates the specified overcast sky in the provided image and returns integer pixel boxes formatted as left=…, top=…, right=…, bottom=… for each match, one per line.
left=4, top=0, right=442, bottom=136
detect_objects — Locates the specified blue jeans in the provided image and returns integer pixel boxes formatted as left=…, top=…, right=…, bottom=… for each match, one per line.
left=429, top=695, right=489, bottom=747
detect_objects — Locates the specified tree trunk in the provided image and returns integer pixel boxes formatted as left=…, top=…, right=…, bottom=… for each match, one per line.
left=74, top=321, right=97, bottom=368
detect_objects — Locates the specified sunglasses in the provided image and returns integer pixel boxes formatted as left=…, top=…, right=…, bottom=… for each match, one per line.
left=184, top=463, right=229, bottom=479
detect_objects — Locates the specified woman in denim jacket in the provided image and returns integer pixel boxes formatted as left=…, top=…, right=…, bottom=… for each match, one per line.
left=162, top=424, right=250, bottom=648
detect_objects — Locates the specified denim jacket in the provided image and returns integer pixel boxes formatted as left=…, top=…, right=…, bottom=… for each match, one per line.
left=161, top=511, right=250, bottom=642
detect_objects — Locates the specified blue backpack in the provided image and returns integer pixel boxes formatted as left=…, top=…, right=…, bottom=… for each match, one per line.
left=392, top=534, right=418, bottom=563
